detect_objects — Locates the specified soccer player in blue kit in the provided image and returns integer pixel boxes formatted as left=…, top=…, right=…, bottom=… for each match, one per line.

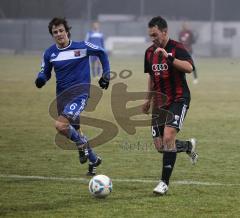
left=35, top=17, right=110, bottom=176
left=85, top=21, right=105, bottom=77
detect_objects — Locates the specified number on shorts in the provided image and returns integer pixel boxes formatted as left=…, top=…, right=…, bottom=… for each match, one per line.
left=70, top=103, right=78, bottom=110
left=152, top=126, right=156, bottom=137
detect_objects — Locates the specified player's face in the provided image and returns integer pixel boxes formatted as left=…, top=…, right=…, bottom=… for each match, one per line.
left=148, top=26, right=168, bottom=48
left=51, top=24, right=69, bottom=48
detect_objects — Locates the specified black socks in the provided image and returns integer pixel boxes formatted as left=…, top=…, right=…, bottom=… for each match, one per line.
left=175, top=140, right=192, bottom=153
left=161, top=151, right=177, bottom=185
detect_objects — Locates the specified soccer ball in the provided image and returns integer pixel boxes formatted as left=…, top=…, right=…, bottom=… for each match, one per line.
left=89, top=174, right=113, bottom=198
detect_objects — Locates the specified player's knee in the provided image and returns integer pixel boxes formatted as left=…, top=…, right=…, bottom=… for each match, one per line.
left=163, top=142, right=176, bottom=151
left=163, top=135, right=173, bottom=145
left=163, top=128, right=176, bottom=144
left=55, top=120, right=68, bottom=134
left=153, top=137, right=164, bottom=152
left=163, top=136, right=176, bottom=151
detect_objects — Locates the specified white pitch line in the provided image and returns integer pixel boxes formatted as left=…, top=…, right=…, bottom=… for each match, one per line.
left=0, top=174, right=239, bottom=186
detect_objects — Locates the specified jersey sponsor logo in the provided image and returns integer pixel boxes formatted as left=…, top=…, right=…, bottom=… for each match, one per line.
left=154, top=72, right=161, bottom=76
left=152, top=63, right=168, bottom=72
left=50, top=49, right=87, bottom=62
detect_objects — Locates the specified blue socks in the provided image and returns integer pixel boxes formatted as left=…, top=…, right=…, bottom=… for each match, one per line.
left=68, top=125, right=87, bottom=145
left=68, top=125, right=97, bottom=163
left=87, top=147, right=97, bottom=163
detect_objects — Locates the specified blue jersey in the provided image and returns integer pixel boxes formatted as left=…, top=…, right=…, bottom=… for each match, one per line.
left=85, top=31, right=104, bottom=49
left=37, top=40, right=110, bottom=95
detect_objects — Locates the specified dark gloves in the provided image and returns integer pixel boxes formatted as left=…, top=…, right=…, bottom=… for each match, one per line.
left=35, top=77, right=46, bottom=88
left=98, top=76, right=109, bottom=89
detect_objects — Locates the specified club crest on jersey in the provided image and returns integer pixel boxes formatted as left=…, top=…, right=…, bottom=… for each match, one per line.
left=74, top=50, right=81, bottom=57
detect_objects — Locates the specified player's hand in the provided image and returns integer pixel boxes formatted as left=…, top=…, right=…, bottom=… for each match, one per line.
left=154, top=47, right=168, bottom=58
left=35, top=77, right=46, bottom=88
left=142, top=99, right=151, bottom=114
left=98, top=77, right=109, bottom=89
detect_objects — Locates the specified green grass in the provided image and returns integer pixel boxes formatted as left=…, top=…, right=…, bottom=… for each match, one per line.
left=0, top=55, right=240, bottom=217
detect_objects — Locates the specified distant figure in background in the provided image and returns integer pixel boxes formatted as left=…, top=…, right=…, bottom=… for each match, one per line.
left=178, top=22, right=198, bottom=84
left=86, top=21, right=105, bottom=77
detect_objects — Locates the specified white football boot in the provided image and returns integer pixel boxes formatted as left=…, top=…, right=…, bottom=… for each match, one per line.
left=188, top=138, right=198, bottom=165
left=153, top=181, right=168, bottom=195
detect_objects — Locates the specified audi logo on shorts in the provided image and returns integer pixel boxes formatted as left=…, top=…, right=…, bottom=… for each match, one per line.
left=152, top=63, right=168, bottom=71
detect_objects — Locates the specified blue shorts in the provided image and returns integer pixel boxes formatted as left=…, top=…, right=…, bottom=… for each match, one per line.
left=61, top=95, right=88, bottom=122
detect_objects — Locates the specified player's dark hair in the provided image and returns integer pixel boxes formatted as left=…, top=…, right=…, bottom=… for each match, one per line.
left=48, top=17, right=71, bottom=38
left=148, top=16, right=168, bottom=31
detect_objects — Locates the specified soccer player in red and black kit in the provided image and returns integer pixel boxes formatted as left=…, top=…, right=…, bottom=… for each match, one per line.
left=178, top=22, right=198, bottom=84
left=142, top=16, right=198, bottom=195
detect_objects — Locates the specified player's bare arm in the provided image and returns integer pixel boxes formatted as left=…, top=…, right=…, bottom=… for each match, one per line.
left=142, top=73, right=153, bottom=114
left=154, top=47, right=193, bottom=73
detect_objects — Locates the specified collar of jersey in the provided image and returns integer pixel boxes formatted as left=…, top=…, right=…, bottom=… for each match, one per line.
left=56, top=40, right=72, bottom=50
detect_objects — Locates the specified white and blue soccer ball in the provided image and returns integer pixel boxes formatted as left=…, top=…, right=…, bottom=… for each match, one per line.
left=89, top=175, right=113, bottom=198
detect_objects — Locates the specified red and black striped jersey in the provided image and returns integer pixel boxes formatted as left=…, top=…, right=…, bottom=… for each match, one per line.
left=178, top=30, right=195, bottom=54
left=144, top=39, right=194, bottom=108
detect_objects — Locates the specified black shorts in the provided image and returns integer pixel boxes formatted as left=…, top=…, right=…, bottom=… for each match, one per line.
left=151, top=100, right=189, bottom=138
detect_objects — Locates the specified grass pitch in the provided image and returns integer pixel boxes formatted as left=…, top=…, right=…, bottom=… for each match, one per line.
left=0, top=55, right=240, bottom=217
